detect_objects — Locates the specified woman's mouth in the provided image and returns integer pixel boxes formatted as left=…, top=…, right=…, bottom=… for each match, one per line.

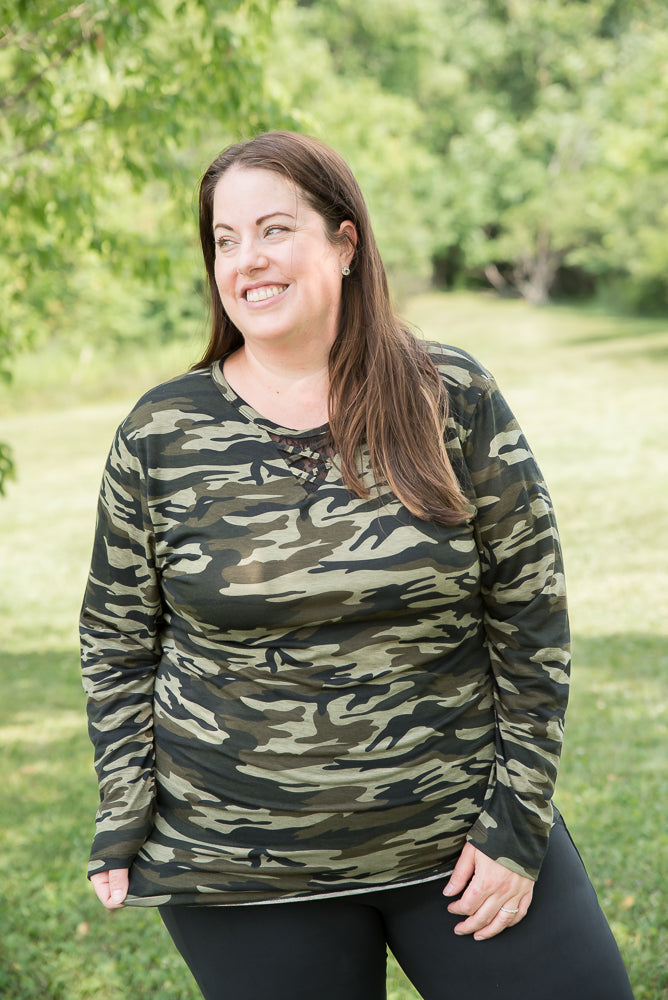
left=245, top=285, right=288, bottom=303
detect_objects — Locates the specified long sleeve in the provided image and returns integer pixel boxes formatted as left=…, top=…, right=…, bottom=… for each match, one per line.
left=80, top=425, right=162, bottom=876
left=455, top=373, right=570, bottom=879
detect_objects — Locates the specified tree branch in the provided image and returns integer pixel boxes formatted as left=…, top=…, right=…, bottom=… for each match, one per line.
left=0, top=3, right=94, bottom=52
left=484, top=263, right=510, bottom=293
left=0, top=28, right=96, bottom=112
left=0, top=115, right=98, bottom=165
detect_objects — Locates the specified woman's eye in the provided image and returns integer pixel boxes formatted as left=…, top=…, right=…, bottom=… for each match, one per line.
left=265, top=225, right=288, bottom=237
left=215, top=237, right=235, bottom=251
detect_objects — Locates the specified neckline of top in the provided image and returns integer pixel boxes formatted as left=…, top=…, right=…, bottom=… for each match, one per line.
left=210, top=359, right=330, bottom=438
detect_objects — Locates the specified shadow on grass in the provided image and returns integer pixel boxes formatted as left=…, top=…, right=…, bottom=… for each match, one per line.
left=571, top=630, right=667, bottom=682
left=560, top=632, right=666, bottom=821
left=557, top=305, right=668, bottom=362
left=0, top=647, right=83, bottom=725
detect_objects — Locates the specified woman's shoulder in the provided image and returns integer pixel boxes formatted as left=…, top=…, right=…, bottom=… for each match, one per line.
left=118, top=367, right=222, bottom=438
left=130, top=366, right=215, bottom=408
left=423, top=341, right=495, bottom=397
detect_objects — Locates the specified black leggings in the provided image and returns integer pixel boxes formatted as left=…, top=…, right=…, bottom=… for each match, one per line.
left=159, top=815, right=635, bottom=1000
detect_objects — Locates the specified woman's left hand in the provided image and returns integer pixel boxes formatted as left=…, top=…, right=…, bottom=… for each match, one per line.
left=443, top=842, right=534, bottom=940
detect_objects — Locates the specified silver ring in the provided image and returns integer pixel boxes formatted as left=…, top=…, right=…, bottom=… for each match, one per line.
left=501, top=905, right=520, bottom=913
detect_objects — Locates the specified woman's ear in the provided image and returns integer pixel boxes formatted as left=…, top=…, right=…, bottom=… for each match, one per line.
left=338, top=220, right=358, bottom=268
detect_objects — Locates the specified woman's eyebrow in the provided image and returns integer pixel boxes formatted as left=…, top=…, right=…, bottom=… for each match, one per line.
left=213, top=211, right=296, bottom=233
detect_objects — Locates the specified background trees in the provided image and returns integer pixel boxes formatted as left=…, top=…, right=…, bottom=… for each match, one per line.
left=285, top=0, right=668, bottom=306
left=3, top=0, right=668, bottom=494
left=0, top=0, right=290, bottom=490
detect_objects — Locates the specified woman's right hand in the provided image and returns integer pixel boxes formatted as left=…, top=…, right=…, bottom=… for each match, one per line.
left=90, top=867, right=129, bottom=909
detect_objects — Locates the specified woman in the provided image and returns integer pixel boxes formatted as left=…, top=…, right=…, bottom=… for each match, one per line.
left=81, top=131, right=635, bottom=999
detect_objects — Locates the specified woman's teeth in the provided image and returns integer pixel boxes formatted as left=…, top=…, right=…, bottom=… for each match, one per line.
left=246, top=285, right=286, bottom=302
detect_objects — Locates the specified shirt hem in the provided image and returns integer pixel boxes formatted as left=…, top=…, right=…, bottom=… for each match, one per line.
left=127, top=866, right=456, bottom=908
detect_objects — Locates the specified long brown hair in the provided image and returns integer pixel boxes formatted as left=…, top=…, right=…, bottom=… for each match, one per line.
left=195, top=131, right=469, bottom=525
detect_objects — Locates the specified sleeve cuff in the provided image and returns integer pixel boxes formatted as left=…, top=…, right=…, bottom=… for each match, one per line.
left=466, top=782, right=555, bottom=881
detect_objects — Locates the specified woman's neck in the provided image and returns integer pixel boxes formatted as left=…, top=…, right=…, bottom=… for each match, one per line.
left=223, top=344, right=331, bottom=430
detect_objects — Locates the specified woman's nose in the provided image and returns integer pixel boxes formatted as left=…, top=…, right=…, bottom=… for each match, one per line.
left=236, top=238, right=268, bottom=276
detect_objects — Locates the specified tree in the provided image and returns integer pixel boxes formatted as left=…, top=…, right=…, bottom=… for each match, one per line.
left=430, top=0, right=668, bottom=305
left=0, top=0, right=290, bottom=493
left=266, top=1, right=445, bottom=289
left=292, top=0, right=668, bottom=307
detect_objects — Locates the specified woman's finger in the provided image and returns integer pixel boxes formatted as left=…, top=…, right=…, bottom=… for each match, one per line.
left=471, top=891, right=533, bottom=940
left=90, top=868, right=129, bottom=910
left=451, top=889, right=532, bottom=940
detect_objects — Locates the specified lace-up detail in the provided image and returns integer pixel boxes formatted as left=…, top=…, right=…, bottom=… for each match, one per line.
left=268, top=430, right=335, bottom=493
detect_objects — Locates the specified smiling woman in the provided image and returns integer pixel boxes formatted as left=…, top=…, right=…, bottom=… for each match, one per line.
left=195, top=132, right=469, bottom=520
left=80, top=131, right=635, bottom=1000
left=208, top=166, right=356, bottom=428
left=212, top=169, right=354, bottom=350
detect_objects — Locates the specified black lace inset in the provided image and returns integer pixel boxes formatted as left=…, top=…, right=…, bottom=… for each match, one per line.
left=268, top=430, right=335, bottom=493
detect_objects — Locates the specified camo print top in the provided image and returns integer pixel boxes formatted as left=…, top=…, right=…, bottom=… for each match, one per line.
left=80, top=343, right=570, bottom=907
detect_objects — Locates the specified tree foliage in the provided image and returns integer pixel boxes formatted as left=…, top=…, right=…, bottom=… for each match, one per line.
left=3, top=0, right=668, bottom=495
left=266, top=3, right=443, bottom=288
left=290, top=0, right=668, bottom=306
left=0, top=0, right=290, bottom=492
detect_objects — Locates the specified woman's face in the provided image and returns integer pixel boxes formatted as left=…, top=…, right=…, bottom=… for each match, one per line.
left=211, top=167, right=355, bottom=354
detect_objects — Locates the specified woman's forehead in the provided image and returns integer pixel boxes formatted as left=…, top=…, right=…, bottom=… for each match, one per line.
left=213, top=167, right=302, bottom=214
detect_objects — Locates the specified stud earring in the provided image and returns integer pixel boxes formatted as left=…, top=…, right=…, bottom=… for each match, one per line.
left=342, top=266, right=351, bottom=276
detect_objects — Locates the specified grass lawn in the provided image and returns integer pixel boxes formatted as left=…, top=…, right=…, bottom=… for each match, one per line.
left=0, top=291, right=666, bottom=998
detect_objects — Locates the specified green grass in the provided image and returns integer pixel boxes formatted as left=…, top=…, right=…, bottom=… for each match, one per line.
left=1, top=291, right=666, bottom=998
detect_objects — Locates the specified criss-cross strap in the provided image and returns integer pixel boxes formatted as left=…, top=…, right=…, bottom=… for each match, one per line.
left=268, top=430, right=336, bottom=493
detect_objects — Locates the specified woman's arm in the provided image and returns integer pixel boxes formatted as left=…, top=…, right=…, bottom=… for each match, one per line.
left=455, top=368, right=570, bottom=880
left=435, top=364, right=569, bottom=937
left=81, top=424, right=163, bottom=880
